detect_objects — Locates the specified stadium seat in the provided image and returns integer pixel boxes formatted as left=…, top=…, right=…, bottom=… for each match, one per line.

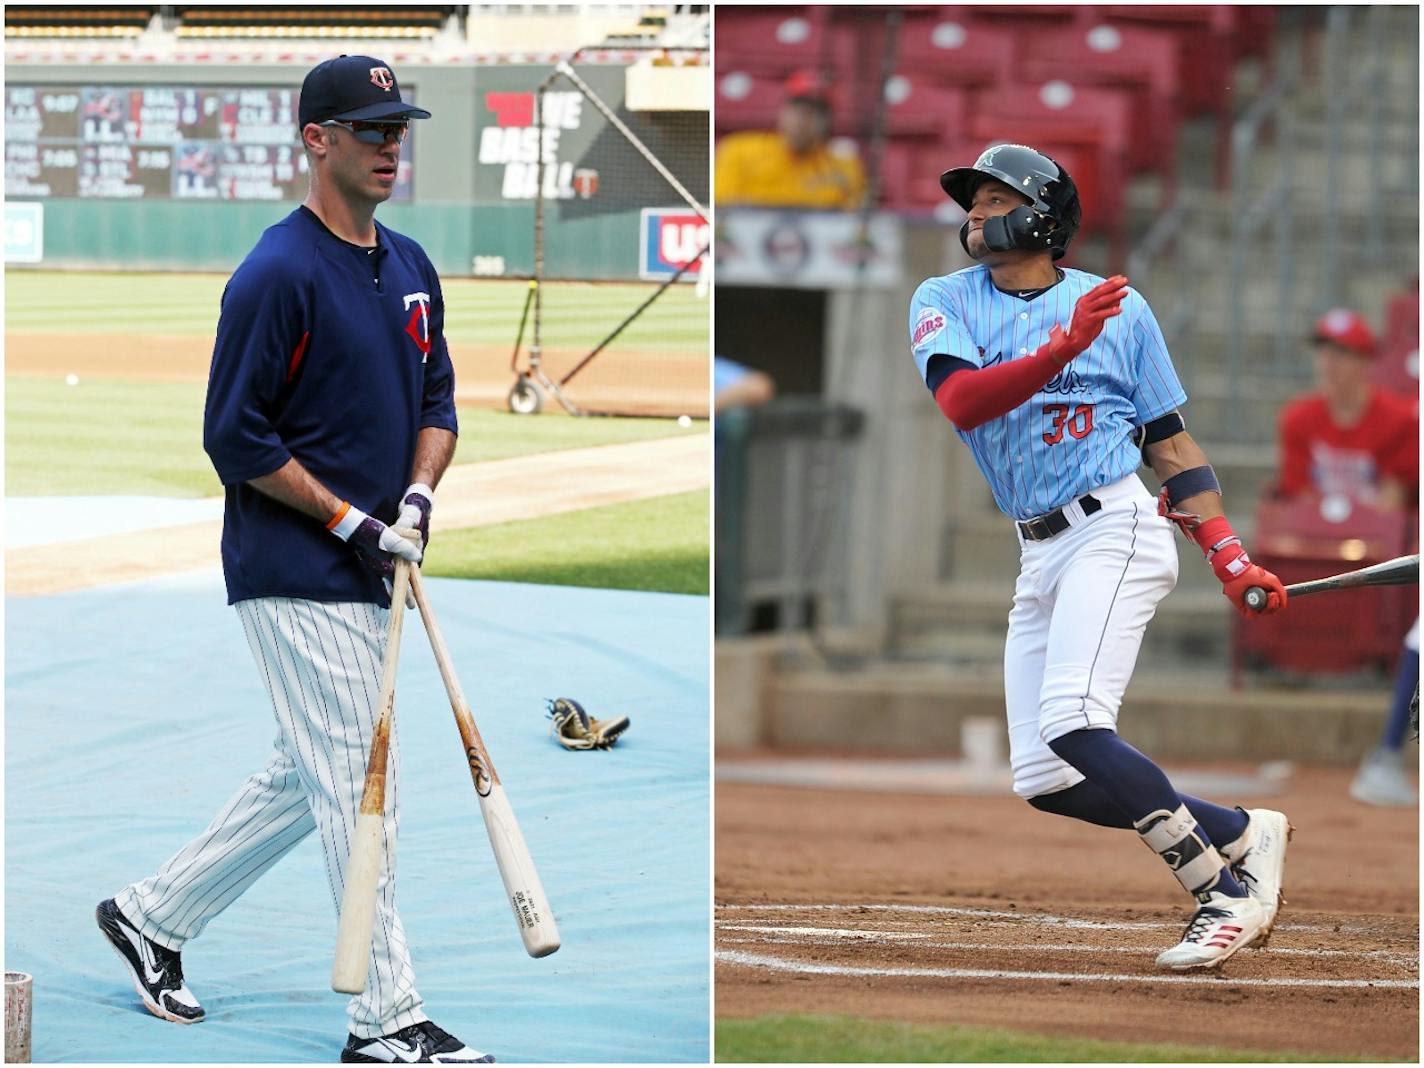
left=828, top=76, right=968, bottom=141
left=1377, top=285, right=1421, bottom=404
left=1017, top=23, right=1181, bottom=180
left=1236, top=498, right=1413, bottom=676
left=879, top=139, right=969, bottom=215
left=714, top=68, right=788, bottom=133
left=890, top=13, right=1017, bottom=88
left=963, top=81, right=1132, bottom=257
left=713, top=7, right=828, bottom=74
left=1093, top=5, right=1238, bottom=116
left=959, top=5, right=1091, bottom=26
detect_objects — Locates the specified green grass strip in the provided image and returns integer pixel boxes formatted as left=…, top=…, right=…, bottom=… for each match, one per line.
left=4, top=270, right=706, bottom=351
left=423, top=490, right=708, bottom=595
left=5, top=375, right=699, bottom=497
left=715, top=1015, right=1389, bottom=1063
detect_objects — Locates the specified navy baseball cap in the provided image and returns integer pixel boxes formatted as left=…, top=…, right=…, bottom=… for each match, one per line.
left=298, top=55, right=432, bottom=129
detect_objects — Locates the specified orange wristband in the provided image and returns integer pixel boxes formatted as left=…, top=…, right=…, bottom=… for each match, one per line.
left=325, top=501, right=351, bottom=531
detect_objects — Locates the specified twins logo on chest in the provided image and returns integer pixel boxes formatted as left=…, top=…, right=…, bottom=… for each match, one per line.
left=402, top=291, right=432, bottom=362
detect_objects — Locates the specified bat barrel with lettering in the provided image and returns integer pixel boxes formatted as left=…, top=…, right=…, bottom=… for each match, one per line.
left=1244, top=553, right=1420, bottom=612
left=408, top=567, right=560, bottom=959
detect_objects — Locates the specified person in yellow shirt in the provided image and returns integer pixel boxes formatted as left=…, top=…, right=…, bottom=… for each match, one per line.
left=715, top=70, right=867, bottom=210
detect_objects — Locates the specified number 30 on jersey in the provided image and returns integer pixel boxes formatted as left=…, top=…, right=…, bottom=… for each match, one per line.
left=1042, top=403, right=1094, bottom=445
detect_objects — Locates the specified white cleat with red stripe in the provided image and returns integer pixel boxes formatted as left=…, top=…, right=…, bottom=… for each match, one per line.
left=1155, top=892, right=1267, bottom=971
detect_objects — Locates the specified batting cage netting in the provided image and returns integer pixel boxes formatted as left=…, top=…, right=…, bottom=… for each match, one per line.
left=509, top=47, right=709, bottom=418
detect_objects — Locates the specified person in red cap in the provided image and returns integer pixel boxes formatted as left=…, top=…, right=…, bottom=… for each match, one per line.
left=714, top=69, right=866, bottom=209
left=1274, top=308, right=1419, bottom=807
left=1276, top=308, right=1418, bottom=510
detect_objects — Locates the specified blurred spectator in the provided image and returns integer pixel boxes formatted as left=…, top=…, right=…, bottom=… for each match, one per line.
left=714, top=71, right=866, bottom=210
left=714, top=355, right=775, bottom=412
left=1274, top=309, right=1419, bottom=807
left=1275, top=308, right=1419, bottom=514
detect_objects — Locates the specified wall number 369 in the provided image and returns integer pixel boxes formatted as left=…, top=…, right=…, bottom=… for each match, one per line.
left=1042, top=403, right=1094, bottom=445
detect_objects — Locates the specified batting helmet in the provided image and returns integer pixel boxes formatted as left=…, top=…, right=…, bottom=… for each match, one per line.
left=941, top=144, right=1081, bottom=261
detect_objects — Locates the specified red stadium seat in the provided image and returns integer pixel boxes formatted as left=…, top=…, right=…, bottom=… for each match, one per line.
left=1016, top=23, right=1181, bottom=180
left=1093, top=5, right=1238, bottom=116
left=714, top=68, right=787, bottom=133
left=890, top=13, right=1017, bottom=88
left=960, top=5, right=1091, bottom=26
left=713, top=7, right=829, bottom=75
left=1236, top=498, right=1413, bottom=676
left=828, top=77, right=968, bottom=141
left=964, top=81, right=1132, bottom=259
left=879, top=139, right=971, bottom=214
left=1377, top=285, right=1421, bottom=404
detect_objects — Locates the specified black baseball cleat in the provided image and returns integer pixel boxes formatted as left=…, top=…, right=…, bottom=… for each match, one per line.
left=341, top=1020, right=495, bottom=1063
left=95, top=898, right=205, bottom=1024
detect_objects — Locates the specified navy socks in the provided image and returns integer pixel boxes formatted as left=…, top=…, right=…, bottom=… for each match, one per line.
left=1045, top=727, right=1247, bottom=899
left=1028, top=778, right=1249, bottom=847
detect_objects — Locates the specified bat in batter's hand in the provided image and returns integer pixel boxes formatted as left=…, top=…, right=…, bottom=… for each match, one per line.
left=331, top=533, right=418, bottom=994
left=1244, top=553, right=1420, bottom=612
left=408, top=566, right=561, bottom=959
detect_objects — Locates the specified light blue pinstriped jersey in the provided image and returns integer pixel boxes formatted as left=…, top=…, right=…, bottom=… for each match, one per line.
left=909, top=265, right=1186, bottom=521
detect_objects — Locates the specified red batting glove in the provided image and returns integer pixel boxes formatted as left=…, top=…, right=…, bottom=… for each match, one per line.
left=1189, top=514, right=1288, bottom=617
left=1046, top=275, right=1129, bottom=366
left=1222, top=564, right=1288, bottom=617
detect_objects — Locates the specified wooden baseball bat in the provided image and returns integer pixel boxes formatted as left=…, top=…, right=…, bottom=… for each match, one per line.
left=331, top=547, right=416, bottom=994
left=408, top=566, right=561, bottom=958
left=1244, top=553, right=1420, bottom=612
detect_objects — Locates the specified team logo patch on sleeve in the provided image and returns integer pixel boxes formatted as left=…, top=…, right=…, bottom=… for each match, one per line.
left=913, top=306, right=947, bottom=348
left=402, top=291, right=432, bottom=361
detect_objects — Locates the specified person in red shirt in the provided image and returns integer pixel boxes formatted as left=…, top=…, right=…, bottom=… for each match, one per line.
left=1275, top=308, right=1419, bottom=806
left=1276, top=308, right=1419, bottom=511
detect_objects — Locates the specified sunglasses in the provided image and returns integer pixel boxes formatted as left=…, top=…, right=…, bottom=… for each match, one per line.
left=319, top=118, right=410, bottom=145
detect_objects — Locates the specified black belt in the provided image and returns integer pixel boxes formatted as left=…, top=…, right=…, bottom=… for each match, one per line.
left=1017, top=493, right=1102, bottom=541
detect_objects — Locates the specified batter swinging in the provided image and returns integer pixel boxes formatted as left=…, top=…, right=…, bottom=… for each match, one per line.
left=910, top=144, right=1293, bottom=970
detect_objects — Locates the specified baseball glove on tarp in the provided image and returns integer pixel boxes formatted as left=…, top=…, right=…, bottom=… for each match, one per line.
left=547, top=698, right=630, bottom=751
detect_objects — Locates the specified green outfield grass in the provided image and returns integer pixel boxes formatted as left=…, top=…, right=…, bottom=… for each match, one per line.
left=716, top=1016, right=1389, bottom=1063
left=4, top=270, right=706, bottom=353
left=423, top=490, right=707, bottom=594
left=5, top=375, right=702, bottom=497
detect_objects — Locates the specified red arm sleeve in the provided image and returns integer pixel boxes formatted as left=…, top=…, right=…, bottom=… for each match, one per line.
left=931, top=342, right=1067, bottom=431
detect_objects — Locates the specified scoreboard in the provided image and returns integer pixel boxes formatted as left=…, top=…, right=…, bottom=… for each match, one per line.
left=4, top=85, right=414, bottom=202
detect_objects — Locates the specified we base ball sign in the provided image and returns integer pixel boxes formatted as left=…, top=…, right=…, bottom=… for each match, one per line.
left=639, top=208, right=708, bottom=281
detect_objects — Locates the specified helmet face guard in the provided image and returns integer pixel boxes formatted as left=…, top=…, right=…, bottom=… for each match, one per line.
left=942, top=144, right=1081, bottom=261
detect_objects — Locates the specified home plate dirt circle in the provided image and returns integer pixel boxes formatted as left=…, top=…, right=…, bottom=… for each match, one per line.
left=717, top=902, right=1419, bottom=989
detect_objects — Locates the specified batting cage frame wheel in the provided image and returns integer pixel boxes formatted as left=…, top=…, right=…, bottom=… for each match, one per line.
left=506, top=45, right=709, bottom=417
left=507, top=375, right=545, bottom=415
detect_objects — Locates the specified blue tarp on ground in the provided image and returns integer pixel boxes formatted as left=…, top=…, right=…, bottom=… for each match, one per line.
left=6, top=571, right=709, bottom=1062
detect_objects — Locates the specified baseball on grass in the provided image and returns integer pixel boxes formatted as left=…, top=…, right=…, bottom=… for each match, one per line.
left=677, top=415, right=692, bottom=428
left=64, top=373, right=79, bottom=386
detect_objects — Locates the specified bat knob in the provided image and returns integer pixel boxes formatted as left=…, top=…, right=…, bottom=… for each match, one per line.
left=1243, top=586, right=1268, bottom=612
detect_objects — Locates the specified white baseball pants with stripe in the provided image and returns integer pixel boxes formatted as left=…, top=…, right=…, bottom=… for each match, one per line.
left=1003, top=473, right=1180, bottom=799
left=115, top=597, right=426, bottom=1039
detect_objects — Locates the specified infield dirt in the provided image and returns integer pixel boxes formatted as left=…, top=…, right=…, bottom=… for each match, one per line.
left=6, top=333, right=707, bottom=416
left=716, top=763, right=1418, bottom=1060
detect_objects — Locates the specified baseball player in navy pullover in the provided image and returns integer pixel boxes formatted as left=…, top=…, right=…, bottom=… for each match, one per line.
left=96, top=56, right=492, bottom=1064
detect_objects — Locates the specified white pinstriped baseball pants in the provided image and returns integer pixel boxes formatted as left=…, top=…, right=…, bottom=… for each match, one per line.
left=115, top=597, right=426, bottom=1039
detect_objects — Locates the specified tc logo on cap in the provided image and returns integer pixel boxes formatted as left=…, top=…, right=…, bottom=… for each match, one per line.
left=370, top=66, right=394, bottom=91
